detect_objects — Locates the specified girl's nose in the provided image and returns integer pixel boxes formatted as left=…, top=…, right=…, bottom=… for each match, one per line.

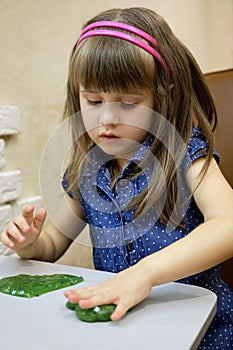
left=99, top=103, right=120, bottom=125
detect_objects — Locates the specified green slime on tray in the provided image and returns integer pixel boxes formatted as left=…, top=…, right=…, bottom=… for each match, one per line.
left=0, top=274, right=84, bottom=298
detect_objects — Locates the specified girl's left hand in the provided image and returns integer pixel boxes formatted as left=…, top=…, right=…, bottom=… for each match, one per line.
left=64, top=264, right=153, bottom=321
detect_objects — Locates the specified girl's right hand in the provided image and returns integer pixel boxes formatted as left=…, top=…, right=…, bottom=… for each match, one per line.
left=0, top=204, right=47, bottom=252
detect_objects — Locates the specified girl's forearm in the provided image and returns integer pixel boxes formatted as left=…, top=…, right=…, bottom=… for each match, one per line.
left=138, top=215, right=233, bottom=287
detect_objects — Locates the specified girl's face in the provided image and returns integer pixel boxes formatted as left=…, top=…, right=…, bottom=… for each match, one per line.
left=79, top=86, right=154, bottom=165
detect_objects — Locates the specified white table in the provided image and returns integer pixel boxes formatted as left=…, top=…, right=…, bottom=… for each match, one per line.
left=0, top=256, right=216, bottom=350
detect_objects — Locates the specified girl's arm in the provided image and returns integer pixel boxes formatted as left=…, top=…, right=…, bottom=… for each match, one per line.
left=65, top=157, right=233, bottom=320
left=0, top=195, right=86, bottom=262
left=142, top=157, right=233, bottom=284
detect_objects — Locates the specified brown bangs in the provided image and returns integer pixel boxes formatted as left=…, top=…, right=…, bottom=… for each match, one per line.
left=74, top=35, right=155, bottom=93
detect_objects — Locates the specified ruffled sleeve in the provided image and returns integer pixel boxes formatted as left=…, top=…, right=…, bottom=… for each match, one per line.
left=183, top=127, right=219, bottom=171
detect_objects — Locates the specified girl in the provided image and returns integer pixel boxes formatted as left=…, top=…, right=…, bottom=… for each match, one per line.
left=1, top=7, right=233, bottom=349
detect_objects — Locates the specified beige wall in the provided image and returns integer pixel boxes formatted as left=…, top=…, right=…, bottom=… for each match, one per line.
left=1, top=0, right=232, bottom=198
left=0, top=0, right=232, bottom=265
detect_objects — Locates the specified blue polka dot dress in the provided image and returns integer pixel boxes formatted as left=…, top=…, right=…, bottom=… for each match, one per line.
left=62, top=127, right=233, bottom=349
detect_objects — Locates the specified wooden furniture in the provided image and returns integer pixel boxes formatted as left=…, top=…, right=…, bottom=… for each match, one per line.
left=205, top=69, right=233, bottom=290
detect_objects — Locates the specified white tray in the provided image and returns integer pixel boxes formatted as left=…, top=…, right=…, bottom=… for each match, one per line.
left=0, top=256, right=216, bottom=350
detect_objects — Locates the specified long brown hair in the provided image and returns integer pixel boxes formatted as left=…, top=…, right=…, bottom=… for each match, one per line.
left=63, top=7, right=217, bottom=227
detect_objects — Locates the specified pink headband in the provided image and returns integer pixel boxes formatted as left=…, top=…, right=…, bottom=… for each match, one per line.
left=77, top=21, right=170, bottom=76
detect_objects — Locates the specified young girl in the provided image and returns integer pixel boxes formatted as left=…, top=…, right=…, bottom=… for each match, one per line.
left=1, top=7, right=233, bottom=349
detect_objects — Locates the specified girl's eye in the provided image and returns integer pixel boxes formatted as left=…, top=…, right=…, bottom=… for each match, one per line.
left=85, top=99, right=137, bottom=108
left=121, top=102, right=137, bottom=109
left=87, top=99, right=102, bottom=106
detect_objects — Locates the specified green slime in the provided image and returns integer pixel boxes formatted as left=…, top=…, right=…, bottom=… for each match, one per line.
left=66, top=301, right=116, bottom=322
left=0, top=274, right=84, bottom=298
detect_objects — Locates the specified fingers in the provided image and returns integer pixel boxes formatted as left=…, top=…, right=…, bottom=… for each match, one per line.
left=0, top=205, right=46, bottom=249
left=22, top=204, right=36, bottom=226
left=2, top=206, right=35, bottom=246
left=110, top=302, right=129, bottom=321
left=9, top=205, right=35, bottom=234
left=64, top=287, right=98, bottom=305
left=1, top=219, right=27, bottom=248
left=64, top=287, right=107, bottom=307
left=0, top=229, right=17, bottom=249
left=34, top=208, right=47, bottom=230
left=64, top=286, right=131, bottom=321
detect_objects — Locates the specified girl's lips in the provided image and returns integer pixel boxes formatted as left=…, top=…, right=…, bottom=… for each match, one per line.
left=100, top=136, right=120, bottom=142
left=99, top=133, right=120, bottom=141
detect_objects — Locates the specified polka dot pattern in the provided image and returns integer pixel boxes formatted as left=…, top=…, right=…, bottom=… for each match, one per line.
left=62, top=127, right=232, bottom=349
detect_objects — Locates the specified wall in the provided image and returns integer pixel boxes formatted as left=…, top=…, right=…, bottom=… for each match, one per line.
left=0, top=0, right=232, bottom=265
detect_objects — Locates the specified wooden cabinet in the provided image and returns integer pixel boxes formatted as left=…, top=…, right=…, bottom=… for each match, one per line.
left=205, top=69, right=233, bottom=290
